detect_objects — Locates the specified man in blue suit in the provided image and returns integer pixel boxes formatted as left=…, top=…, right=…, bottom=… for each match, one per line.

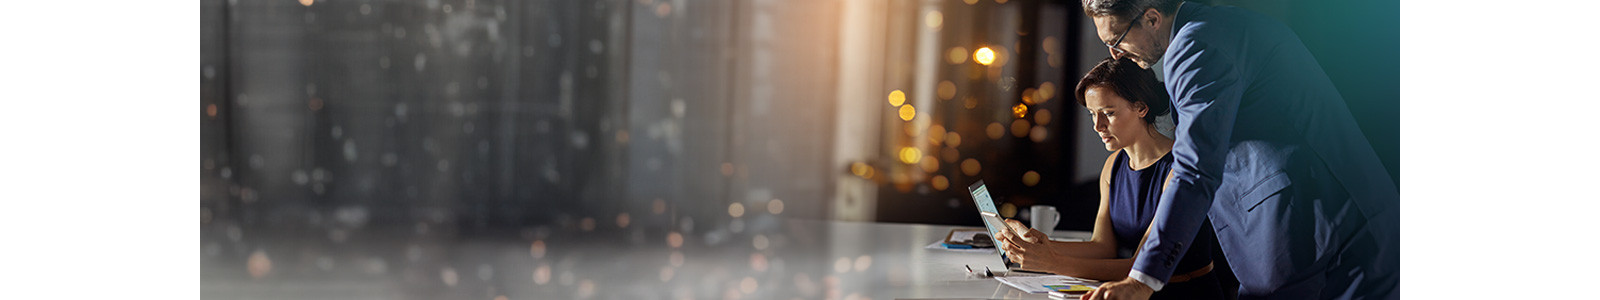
left=1077, top=1, right=1399, bottom=299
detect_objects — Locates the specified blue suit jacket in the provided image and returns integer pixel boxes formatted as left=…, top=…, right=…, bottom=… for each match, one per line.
left=1132, top=3, right=1399, bottom=292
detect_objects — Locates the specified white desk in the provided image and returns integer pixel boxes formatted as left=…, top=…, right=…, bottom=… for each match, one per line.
left=201, top=218, right=1093, bottom=299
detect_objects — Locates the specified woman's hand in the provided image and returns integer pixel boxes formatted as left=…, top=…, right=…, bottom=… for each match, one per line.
left=996, top=219, right=1060, bottom=270
left=1081, top=277, right=1153, bottom=300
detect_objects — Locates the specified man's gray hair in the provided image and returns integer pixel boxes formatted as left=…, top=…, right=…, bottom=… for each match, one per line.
left=1081, top=0, right=1182, bottom=22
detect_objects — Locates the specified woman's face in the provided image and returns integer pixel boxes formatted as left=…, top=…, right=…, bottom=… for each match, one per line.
left=1083, top=86, right=1149, bottom=151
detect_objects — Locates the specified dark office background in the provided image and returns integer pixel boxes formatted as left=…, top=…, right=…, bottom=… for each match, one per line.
left=200, top=0, right=1394, bottom=298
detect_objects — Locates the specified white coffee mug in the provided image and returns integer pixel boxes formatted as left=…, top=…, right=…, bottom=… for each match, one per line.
left=1031, top=205, right=1061, bottom=237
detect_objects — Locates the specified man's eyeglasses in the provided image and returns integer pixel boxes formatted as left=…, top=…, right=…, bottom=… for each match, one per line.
left=1106, top=14, right=1141, bottom=57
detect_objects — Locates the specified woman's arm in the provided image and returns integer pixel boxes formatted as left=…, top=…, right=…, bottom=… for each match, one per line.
left=997, top=151, right=1125, bottom=267
left=1047, top=151, right=1124, bottom=258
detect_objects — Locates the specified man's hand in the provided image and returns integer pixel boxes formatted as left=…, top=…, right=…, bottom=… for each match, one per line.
left=995, top=219, right=1055, bottom=270
left=1081, top=277, right=1154, bottom=300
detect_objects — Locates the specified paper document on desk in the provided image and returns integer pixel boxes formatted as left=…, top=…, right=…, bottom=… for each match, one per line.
left=994, top=274, right=1100, bottom=294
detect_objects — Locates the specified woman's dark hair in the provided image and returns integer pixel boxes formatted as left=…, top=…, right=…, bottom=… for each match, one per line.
left=1074, top=57, right=1169, bottom=125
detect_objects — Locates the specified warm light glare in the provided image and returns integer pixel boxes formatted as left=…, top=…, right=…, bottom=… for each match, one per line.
left=1012, top=103, right=1028, bottom=118
left=888, top=90, right=906, bottom=106
left=768, top=199, right=785, bottom=214
left=1036, top=109, right=1053, bottom=125
left=1023, top=171, right=1041, bottom=186
left=1038, top=82, right=1057, bottom=103
left=931, top=175, right=950, bottom=191
left=299, top=0, right=314, bottom=6
left=899, top=147, right=923, bottom=164
left=899, top=104, right=917, bottom=121
left=946, top=132, right=962, bottom=148
left=1011, top=119, right=1031, bottom=137
left=920, top=156, right=939, bottom=172
left=729, top=202, right=746, bottom=217
left=667, top=232, right=684, bottom=248
left=974, top=47, right=996, bottom=66
left=961, top=158, right=982, bottom=176
left=925, top=11, right=943, bottom=29
left=947, top=47, right=968, bottom=64
left=937, top=81, right=957, bottom=100
left=986, top=122, right=1006, bottom=140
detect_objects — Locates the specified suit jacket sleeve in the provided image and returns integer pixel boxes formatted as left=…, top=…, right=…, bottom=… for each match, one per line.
left=1131, top=34, right=1246, bottom=284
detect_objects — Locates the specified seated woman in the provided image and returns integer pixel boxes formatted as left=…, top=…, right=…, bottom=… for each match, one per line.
left=995, top=57, right=1224, bottom=299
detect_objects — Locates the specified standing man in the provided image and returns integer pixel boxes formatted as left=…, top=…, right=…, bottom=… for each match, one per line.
left=1077, top=1, right=1399, bottom=299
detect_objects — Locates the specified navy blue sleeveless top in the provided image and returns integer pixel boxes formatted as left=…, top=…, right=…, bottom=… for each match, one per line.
left=1109, top=150, right=1213, bottom=273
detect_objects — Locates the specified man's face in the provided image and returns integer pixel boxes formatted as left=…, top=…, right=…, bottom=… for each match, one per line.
left=1094, top=13, right=1161, bottom=69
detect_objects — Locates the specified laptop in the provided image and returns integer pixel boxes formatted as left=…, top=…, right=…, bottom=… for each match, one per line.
left=967, top=180, right=1049, bottom=274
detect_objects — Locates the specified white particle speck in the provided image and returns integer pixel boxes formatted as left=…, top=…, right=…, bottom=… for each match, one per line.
left=442, top=4, right=452, bottom=13
left=477, top=264, right=494, bottom=281
left=462, top=122, right=474, bottom=134
left=381, top=153, right=398, bottom=166
left=437, top=159, right=451, bottom=172
left=311, top=168, right=328, bottom=182
left=305, top=83, right=317, bottom=96
left=441, top=267, right=459, bottom=286
left=291, top=170, right=309, bottom=185
left=477, top=77, right=489, bottom=89
left=589, top=40, right=604, bottom=54
left=343, top=140, right=358, bottom=162
left=360, top=4, right=371, bottom=15
left=202, top=65, right=215, bottom=79
left=365, top=258, right=388, bottom=274
left=331, top=126, right=342, bottom=139
left=379, top=56, right=390, bottom=69
left=249, top=154, right=265, bottom=169
left=395, top=27, right=407, bottom=39
left=548, top=33, right=561, bottom=47
left=316, top=256, right=334, bottom=271
left=414, top=53, right=427, bottom=72
left=394, top=103, right=408, bottom=119
left=570, top=132, right=589, bottom=150
left=406, top=245, right=423, bottom=261
left=671, top=99, right=686, bottom=118
left=220, top=167, right=232, bottom=179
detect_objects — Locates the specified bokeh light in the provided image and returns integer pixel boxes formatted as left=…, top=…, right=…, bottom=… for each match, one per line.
left=767, top=199, right=785, bottom=214
left=947, top=47, right=968, bottom=64
left=1011, top=119, right=1031, bottom=137
left=898, top=104, right=916, bottom=121
left=937, top=80, right=957, bottom=100
left=961, top=158, right=981, bottom=176
left=887, top=89, right=906, bottom=106
left=729, top=202, right=746, bottom=218
left=1038, top=82, right=1056, bottom=103
left=899, top=147, right=922, bottom=164
left=667, top=232, right=684, bottom=248
left=986, top=122, right=1006, bottom=140
left=931, top=175, right=950, bottom=191
left=1023, top=171, right=1041, bottom=186
left=531, top=240, right=547, bottom=258
left=925, top=11, right=943, bottom=29
left=1012, top=103, right=1028, bottom=118
left=973, top=47, right=996, bottom=66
